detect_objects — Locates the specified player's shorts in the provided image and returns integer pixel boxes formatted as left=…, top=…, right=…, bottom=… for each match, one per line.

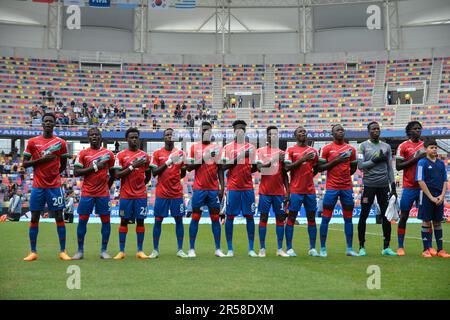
left=288, top=193, right=317, bottom=213
left=77, top=196, right=110, bottom=216
left=258, top=194, right=284, bottom=215
left=119, top=198, right=148, bottom=220
left=154, top=197, right=184, bottom=217
left=323, top=189, right=354, bottom=208
left=400, top=188, right=420, bottom=212
left=192, top=190, right=221, bottom=209
left=226, top=190, right=256, bottom=216
left=417, top=191, right=444, bottom=222
left=29, top=187, right=65, bottom=212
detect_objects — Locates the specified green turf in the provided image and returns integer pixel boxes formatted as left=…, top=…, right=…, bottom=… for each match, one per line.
left=0, top=222, right=449, bottom=300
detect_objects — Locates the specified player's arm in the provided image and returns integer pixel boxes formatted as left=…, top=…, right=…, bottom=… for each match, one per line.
left=180, top=165, right=187, bottom=179
left=356, top=144, right=376, bottom=170
left=284, top=153, right=315, bottom=172
left=396, top=146, right=426, bottom=171
left=350, top=161, right=357, bottom=175
left=185, top=162, right=201, bottom=172
left=218, top=165, right=225, bottom=202
left=115, top=158, right=147, bottom=179
left=144, top=168, right=152, bottom=184
left=22, top=153, right=56, bottom=168
left=418, top=180, right=437, bottom=203
left=74, top=159, right=109, bottom=177
left=151, top=162, right=169, bottom=177
left=437, top=164, right=448, bottom=205
left=317, top=155, right=347, bottom=172
left=108, top=168, right=115, bottom=189
left=282, top=167, right=290, bottom=203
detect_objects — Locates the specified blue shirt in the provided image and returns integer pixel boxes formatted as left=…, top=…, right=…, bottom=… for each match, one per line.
left=415, top=158, right=447, bottom=196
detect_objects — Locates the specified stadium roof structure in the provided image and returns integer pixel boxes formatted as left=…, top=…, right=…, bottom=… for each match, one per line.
left=1, top=0, right=450, bottom=33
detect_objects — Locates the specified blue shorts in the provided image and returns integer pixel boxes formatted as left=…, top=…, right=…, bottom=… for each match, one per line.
left=77, top=196, right=110, bottom=216
left=400, top=188, right=420, bottom=212
left=417, top=191, right=444, bottom=222
left=29, top=187, right=65, bottom=212
left=258, top=194, right=284, bottom=215
left=226, top=190, right=256, bottom=216
left=323, top=189, right=354, bottom=208
left=119, top=198, right=148, bottom=220
left=192, top=190, right=221, bottom=209
left=154, top=197, right=184, bottom=217
left=288, top=193, right=317, bottom=213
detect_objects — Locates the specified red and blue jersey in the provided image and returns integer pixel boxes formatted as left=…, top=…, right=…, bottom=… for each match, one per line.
left=256, top=146, right=286, bottom=196
left=320, top=142, right=357, bottom=190
left=23, top=135, right=69, bottom=189
left=221, top=141, right=255, bottom=191
left=75, top=147, right=115, bottom=197
left=151, top=147, right=185, bottom=199
left=188, top=142, right=221, bottom=191
left=285, top=145, right=318, bottom=194
left=114, top=149, right=151, bottom=199
left=397, top=139, right=424, bottom=189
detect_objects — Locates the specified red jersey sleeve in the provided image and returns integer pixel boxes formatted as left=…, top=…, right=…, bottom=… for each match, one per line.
left=397, top=142, right=406, bottom=160
left=150, top=150, right=159, bottom=169
left=59, top=139, right=69, bottom=158
left=350, top=146, right=357, bottom=163
left=319, top=145, right=329, bottom=163
left=74, top=150, right=85, bottom=168
left=23, top=139, right=34, bottom=159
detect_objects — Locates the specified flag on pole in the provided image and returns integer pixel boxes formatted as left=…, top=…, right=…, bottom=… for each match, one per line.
left=149, top=0, right=169, bottom=10
left=89, top=0, right=111, bottom=8
left=64, top=0, right=85, bottom=6
left=175, top=0, right=196, bottom=9
left=116, top=0, right=140, bottom=9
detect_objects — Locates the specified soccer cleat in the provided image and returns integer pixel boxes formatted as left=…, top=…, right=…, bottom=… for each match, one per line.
left=308, top=248, right=319, bottom=257
left=177, top=250, right=188, bottom=258
left=428, top=247, right=437, bottom=257
left=59, top=251, right=72, bottom=261
left=23, top=252, right=38, bottom=262
left=437, top=250, right=450, bottom=258
left=149, top=250, right=159, bottom=259
left=248, top=250, right=258, bottom=257
left=225, top=250, right=234, bottom=257
left=358, top=248, right=367, bottom=256
left=381, top=248, right=398, bottom=256
left=319, top=248, right=328, bottom=258
left=215, top=249, right=226, bottom=257
left=346, top=249, right=359, bottom=257
left=397, top=248, right=406, bottom=256
left=100, top=251, right=112, bottom=260
left=71, top=252, right=84, bottom=260
left=422, top=250, right=433, bottom=258
left=286, top=249, right=297, bottom=257
left=113, top=252, right=126, bottom=260
left=276, top=249, right=290, bottom=257
left=136, top=251, right=149, bottom=259
left=187, top=249, right=196, bottom=258
left=258, top=248, right=266, bottom=258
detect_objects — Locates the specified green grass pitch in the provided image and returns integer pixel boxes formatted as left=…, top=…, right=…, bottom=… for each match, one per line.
left=0, top=222, right=448, bottom=300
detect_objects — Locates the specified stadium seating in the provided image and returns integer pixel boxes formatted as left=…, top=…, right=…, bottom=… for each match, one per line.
left=439, top=57, right=450, bottom=104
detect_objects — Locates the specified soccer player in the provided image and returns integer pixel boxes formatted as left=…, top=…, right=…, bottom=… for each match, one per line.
left=284, top=126, right=319, bottom=257
left=416, top=139, right=449, bottom=258
left=72, top=127, right=115, bottom=260
left=150, top=128, right=188, bottom=258
left=256, top=125, right=290, bottom=257
left=185, top=121, right=226, bottom=258
left=113, top=127, right=152, bottom=260
left=221, top=120, right=258, bottom=257
left=357, top=122, right=397, bottom=256
left=317, top=124, right=359, bottom=257
left=396, top=121, right=425, bottom=256
left=22, top=113, right=71, bottom=261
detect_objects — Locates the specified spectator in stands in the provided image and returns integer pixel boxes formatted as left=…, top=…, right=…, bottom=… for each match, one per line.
left=182, top=101, right=187, bottom=110
left=153, top=96, right=159, bottom=110
left=387, top=92, right=393, bottom=105
left=142, top=104, right=148, bottom=121
left=395, top=173, right=401, bottom=188
left=404, top=93, right=412, bottom=104
left=114, top=141, right=120, bottom=153
left=153, top=117, right=157, bottom=130
left=64, top=191, right=74, bottom=223
left=238, top=96, right=243, bottom=108
left=231, top=97, right=236, bottom=108
left=251, top=98, right=255, bottom=109
left=160, top=99, right=165, bottom=110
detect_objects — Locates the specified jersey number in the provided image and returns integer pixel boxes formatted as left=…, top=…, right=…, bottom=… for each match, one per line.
left=140, top=207, right=147, bottom=217
left=52, top=196, right=63, bottom=207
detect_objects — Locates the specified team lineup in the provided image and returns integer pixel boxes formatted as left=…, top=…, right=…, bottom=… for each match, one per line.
left=22, top=113, right=449, bottom=261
